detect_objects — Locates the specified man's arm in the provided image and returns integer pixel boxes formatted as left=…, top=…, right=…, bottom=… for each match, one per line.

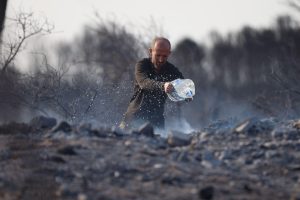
left=160, top=65, right=184, bottom=93
left=135, top=61, right=165, bottom=92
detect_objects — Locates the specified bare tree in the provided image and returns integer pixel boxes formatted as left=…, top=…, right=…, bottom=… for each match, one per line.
left=0, top=11, right=54, bottom=122
left=288, top=0, right=300, bottom=12
left=0, top=12, right=53, bottom=73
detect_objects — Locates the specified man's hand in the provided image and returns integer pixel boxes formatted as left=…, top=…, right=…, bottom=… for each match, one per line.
left=164, top=82, right=174, bottom=93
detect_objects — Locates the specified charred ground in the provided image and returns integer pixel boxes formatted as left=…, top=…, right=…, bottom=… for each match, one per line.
left=0, top=116, right=300, bottom=200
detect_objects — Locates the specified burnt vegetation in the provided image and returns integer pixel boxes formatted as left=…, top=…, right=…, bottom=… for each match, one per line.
left=0, top=6, right=300, bottom=129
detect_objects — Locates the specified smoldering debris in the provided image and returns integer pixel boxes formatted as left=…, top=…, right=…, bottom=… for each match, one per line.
left=0, top=116, right=300, bottom=199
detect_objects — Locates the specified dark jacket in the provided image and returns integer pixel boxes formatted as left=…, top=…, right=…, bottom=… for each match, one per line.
left=122, top=58, right=183, bottom=128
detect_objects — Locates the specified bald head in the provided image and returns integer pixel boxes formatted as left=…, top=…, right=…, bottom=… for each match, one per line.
left=151, top=37, right=171, bottom=50
left=149, top=37, right=172, bottom=71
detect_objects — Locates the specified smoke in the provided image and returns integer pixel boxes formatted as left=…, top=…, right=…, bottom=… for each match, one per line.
left=166, top=118, right=195, bottom=133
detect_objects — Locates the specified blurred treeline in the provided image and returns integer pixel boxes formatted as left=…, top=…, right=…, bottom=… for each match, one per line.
left=173, top=15, right=300, bottom=127
left=1, top=13, right=300, bottom=128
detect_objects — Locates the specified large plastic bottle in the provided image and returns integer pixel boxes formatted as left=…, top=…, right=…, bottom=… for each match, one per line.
left=167, top=79, right=195, bottom=101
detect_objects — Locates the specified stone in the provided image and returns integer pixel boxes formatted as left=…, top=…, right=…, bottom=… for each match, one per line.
left=0, top=122, right=31, bottom=134
left=234, top=117, right=275, bottom=135
left=293, top=119, right=300, bottom=129
left=167, top=130, right=192, bottom=147
left=52, top=121, right=72, bottom=133
left=137, top=123, right=155, bottom=137
left=29, top=115, right=57, bottom=130
left=198, top=186, right=214, bottom=200
left=201, top=150, right=221, bottom=168
left=57, top=145, right=78, bottom=156
left=111, top=126, right=128, bottom=137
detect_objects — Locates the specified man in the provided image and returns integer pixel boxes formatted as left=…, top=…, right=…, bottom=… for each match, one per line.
left=120, top=37, right=186, bottom=129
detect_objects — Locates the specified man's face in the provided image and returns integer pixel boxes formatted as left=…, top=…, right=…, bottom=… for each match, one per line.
left=149, top=40, right=171, bottom=71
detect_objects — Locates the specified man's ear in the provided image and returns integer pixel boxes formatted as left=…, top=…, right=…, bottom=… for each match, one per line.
left=148, top=48, right=152, bottom=57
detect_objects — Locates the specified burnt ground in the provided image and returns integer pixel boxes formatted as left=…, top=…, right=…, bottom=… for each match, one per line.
left=0, top=116, right=300, bottom=200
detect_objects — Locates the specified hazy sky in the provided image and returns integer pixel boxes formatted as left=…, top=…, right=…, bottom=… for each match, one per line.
left=7, top=0, right=297, bottom=45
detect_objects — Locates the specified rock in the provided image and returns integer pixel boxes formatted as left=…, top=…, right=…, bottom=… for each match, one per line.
left=293, top=119, right=300, bottom=129
left=48, top=155, right=66, bottom=163
left=272, top=125, right=300, bottom=140
left=265, top=150, right=280, bottom=159
left=111, top=126, right=128, bottom=137
left=0, top=149, right=11, bottom=161
left=288, top=164, right=300, bottom=171
left=271, top=128, right=285, bottom=139
left=194, top=153, right=202, bottom=162
left=243, top=183, right=253, bottom=193
left=171, top=151, right=190, bottom=162
left=291, top=192, right=300, bottom=200
left=161, top=176, right=183, bottom=186
left=0, top=122, right=31, bottom=134
left=29, top=116, right=57, bottom=130
left=201, top=150, right=221, bottom=168
left=77, top=193, right=87, bottom=200
left=251, top=151, right=265, bottom=160
left=198, top=186, right=214, bottom=200
left=76, top=123, right=92, bottom=133
left=52, top=121, right=72, bottom=133
left=137, top=123, right=155, bottom=137
left=93, top=130, right=108, bottom=138
left=167, top=130, right=192, bottom=147
left=234, top=117, right=276, bottom=135
left=57, top=145, right=78, bottom=156
left=218, top=150, right=234, bottom=161
left=285, top=130, right=300, bottom=140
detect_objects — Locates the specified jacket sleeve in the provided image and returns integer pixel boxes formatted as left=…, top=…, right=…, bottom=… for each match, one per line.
left=135, top=61, right=165, bottom=92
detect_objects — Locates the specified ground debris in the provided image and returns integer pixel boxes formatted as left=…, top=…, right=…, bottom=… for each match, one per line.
left=0, top=116, right=299, bottom=199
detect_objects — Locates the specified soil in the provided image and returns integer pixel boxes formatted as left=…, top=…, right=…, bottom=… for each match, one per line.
left=0, top=116, right=299, bottom=200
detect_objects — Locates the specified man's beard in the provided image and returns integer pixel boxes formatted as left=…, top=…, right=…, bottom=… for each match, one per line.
left=155, top=62, right=166, bottom=71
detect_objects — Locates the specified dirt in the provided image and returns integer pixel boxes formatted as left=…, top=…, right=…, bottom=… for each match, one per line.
left=0, top=117, right=299, bottom=200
